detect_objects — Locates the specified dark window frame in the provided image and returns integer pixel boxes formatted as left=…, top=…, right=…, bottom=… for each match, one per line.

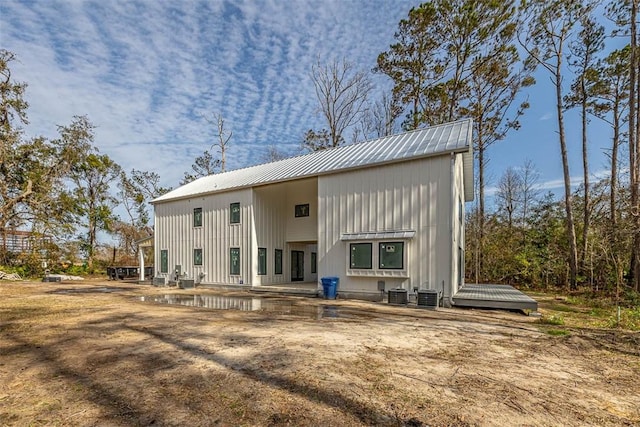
left=230, top=202, right=241, bottom=224
left=193, top=207, right=203, bottom=227
left=160, top=249, right=168, bottom=273
left=230, top=247, right=240, bottom=275
left=350, top=243, right=372, bottom=269
left=311, top=252, right=317, bottom=274
left=194, top=248, right=203, bottom=266
left=294, top=203, right=310, bottom=217
left=258, top=247, right=267, bottom=275
left=274, top=249, right=283, bottom=275
left=379, top=241, right=404, bottom=270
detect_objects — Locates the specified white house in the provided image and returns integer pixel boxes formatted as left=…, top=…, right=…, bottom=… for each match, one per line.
left=151, top=119, right=473, bottom=306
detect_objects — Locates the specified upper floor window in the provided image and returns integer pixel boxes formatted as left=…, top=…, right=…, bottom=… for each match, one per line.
left=230, top=202, right=240, bottom=224
left=295, top=203, right=309, bottom=217
left=193, top=207, right=202, bottom=227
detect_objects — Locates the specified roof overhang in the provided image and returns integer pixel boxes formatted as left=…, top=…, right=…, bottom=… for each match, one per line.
left=340, top=230, right=416, bottom=241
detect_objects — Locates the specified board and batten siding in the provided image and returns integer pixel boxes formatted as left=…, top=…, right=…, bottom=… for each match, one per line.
left=451, top=152, right=466, bottom=298
left=252, top=178, right=318, bottom=285
left=318, top=155, right=454, bottom=298
left=154, top=189, right=253, bottom=285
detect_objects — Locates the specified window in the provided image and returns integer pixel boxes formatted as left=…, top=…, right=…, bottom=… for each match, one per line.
left=274, top=249, right=283, bottom=274
left=160, top=249, right=168, bottom=273
left=230, top=202, right=240, bottom=224
left=230, top=248, right=240, bottom=275
left=258, top=247, right=267, bottom=275
left=379, top=242, right=404, bottom=269
left=350, top=243, right=372, bottom=269
left=311, top=252, right=317, bottom=274
left=295, top=203, right=309, bottom=217
left=193, top=207, right=202, bottom=227
left=194, top=248, right=203, bottom=266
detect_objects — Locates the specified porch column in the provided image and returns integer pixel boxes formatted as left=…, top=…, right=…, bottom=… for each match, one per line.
left=139, top=248, right=145, bottom=281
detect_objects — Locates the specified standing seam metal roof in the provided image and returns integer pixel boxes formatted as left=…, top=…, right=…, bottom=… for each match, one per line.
left=152, top=118, right=474, bottom=204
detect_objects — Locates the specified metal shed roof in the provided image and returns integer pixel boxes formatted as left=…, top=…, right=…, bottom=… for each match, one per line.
left=153, top=118, right=474, bottom=204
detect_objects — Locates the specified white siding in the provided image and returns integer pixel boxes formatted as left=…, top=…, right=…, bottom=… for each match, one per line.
left=154, top=189, right=253, bottom=285
left=451, top=153, right=466, bottom=297
left=318, top=156, right=453, bottom=297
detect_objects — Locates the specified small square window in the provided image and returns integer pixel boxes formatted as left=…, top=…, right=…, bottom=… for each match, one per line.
left=193, top=207, right=202, bottom=227
left=379, top=242, right=404, bottom=269
left=350, top=243, right=372, bottom=269
left=230, top=202, right=240, bottom=224
left=258, top=247, right=267, bottom=275
left=274, top=249, right=283, bottom=274
left=194, top=248, right=203, bottom=266
left=160, top=249, right=168, bottom=273
left=295, top=203, right=309, bottom=217
left=230, top=247, right=240, bottom=275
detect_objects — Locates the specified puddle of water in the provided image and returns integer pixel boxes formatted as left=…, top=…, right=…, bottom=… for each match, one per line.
left=52, top=287, right=129, bottom=294
left=139, top=294, right=348, bottom=319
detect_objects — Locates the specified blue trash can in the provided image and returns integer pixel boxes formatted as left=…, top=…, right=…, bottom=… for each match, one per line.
left=321, top=276, right=339, bottom=299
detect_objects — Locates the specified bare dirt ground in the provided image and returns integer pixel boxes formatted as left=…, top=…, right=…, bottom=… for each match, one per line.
left=1, top=280, right=639, bottom=426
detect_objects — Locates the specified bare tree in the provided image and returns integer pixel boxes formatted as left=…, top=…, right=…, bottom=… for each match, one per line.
left=308, top=58, right=372, bottom=150
left=496, top=167, right=523, bottom=230
left=204, top=112, right=232, bottom=172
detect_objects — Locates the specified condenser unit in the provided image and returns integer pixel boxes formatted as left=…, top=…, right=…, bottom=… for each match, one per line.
left=388, top=288, right=408, bottom=305
left=417, top=289, right=439, bottom=309
left=153, top=277, right=166, bottom=286
left=179, top=279, right=195, bottom=289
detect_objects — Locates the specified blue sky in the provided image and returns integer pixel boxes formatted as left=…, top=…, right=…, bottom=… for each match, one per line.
left=0, top=0, right=628, bottom=206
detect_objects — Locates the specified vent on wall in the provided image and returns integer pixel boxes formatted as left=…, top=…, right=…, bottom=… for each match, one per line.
left=417, top=289, right=439, bottom=309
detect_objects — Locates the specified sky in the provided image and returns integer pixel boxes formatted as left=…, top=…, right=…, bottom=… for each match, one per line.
left=0, top=0, right=629, bottom=209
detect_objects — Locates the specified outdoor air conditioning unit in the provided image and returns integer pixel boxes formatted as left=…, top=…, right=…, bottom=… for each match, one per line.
left=388, top=288, right=408, bottom=305
left=417, top=289, right=439, bottom=309
left=153, top=277, right=166, bottom=286
left=179, top=279, right=195, bottom=289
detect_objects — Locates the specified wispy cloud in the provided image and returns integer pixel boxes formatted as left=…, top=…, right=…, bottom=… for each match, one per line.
left=0, top=0, right=412, bottom=187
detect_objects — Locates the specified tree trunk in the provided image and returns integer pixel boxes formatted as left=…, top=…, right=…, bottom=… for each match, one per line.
left=580, top=76, right=590, bottom=272
left=629, top=0, right=640, bottom=291
left=478, top=127, right=485, bottom=283
left=611, top=105, right=619, bottom=229
left=556, top=64, right=579, bottom=289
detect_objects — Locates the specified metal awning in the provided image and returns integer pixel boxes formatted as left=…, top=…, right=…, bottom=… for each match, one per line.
left=340, top=230, right=416, bottom=241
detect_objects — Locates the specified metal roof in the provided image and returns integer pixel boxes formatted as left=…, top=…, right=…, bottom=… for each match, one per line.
left=153, top=118, right=474, bottom=204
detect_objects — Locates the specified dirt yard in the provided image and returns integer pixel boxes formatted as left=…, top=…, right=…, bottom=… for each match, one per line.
left=1, top=280, right=638, bottom=426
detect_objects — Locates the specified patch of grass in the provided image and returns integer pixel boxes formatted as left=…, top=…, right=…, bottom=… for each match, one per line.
left=546, top=329, right=570, bottom=336
left=605, top=306, right=640, bottom=331
left=538, top=313, right=564, bottom=325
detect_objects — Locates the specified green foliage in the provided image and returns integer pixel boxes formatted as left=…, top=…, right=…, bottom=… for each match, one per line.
left=545, top=329, right=570, bottom=336
left=539, top=313, right=565, bottom=325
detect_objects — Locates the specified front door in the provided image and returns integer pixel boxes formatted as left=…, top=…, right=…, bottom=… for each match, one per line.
left=291, top=250, right=304, bottom=281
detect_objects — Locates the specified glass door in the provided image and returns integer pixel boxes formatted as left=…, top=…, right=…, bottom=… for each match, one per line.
left=291, top=250, right=304, bottom=281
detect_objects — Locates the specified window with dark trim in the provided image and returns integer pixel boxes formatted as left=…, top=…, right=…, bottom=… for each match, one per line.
left=379, top=242, right=404, bottom=269
left=230, top=202, right=240, bottom=224
left=258, top=247, right=267, bottom=275
left=274, top=249, right=283, bottom=274
left=194, top=248, right=203, bottom=266
left=311, top=252, right=317, bottom=274
left=160, top=249, right=168, bottom=273
left=193, top=207, right=202, bottom=227
left=295, top=203, right=309, bottom=217
left=230, top=247, right=240, bottom=275
left=350, top=243, right=372, bottom=269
